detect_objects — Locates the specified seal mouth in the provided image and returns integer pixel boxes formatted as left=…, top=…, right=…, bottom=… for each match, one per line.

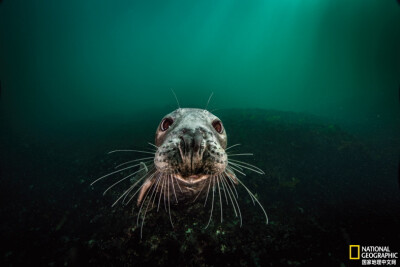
left=174, top=173, right=211, bottom=184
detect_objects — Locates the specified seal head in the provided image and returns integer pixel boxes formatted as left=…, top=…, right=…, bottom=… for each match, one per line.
left=137, top=108, right=229, bottom=203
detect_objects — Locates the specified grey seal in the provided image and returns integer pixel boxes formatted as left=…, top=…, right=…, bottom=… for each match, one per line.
left=139, top=108, right=229, bottom=204
left=91, top=107, right=268, bottom=235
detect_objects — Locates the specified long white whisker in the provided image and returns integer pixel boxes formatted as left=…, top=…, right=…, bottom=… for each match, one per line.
left=157, top=177, right=165, bottom=212
left=167, top=176, right=174, bottom=227
left=226, top=153, right=253, bottom=157
left=228, top=161, right=264, bottom=175
left=236, top=177, right=269, bottom=224
left=221, top=174, right=242, bottom=226
left=220, top=174, right=237, bottom=217
left=91, top=163, right=143, bottom=186
left=140, top=174, right=162, bottom=238
left=204, top=175, right=212, bottom=207
left=204, top=91, right=214, bottom=110
left=147, top=142, right=158, bottom=149
left=225, top=144, right=241, bottom=151
left=108, top=149, right=155, bottom=155
left=136, top=175, right=157, bottom=226
left=229, top=163, right=243, bottom=171
left=103, top=167, right=146, bottom=196
left=193, top=171, right=209, bottom=203
left=151, top=174, right=163, bottom=208
left=114, top=157, right=154, bottom=169
left=174, top=171, right=183, bottom=193
left=224, top=170, right=239, bottom=198
left=122, top=168, right=156, bottom=205
left=170, top=174, right=178, bottom=203
left=205, top=176, right=215, bottom=229
left=218, top=174, right=229, bottom=205
left=163, top=175, right=167, bottom=212
left=227, top=165, right=246, bottom=176
left=228, top=159, right=265, bottom=174
left=217, top=175, right=223, bottom=223
left=112, top=182, right=142, bottom=208
left=171, top=88, right=181, bottom=109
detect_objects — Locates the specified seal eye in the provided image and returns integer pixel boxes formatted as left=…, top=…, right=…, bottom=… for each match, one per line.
left=212, top=120, right=223, bottom=134
left=160, top=118, right=173, bottom=131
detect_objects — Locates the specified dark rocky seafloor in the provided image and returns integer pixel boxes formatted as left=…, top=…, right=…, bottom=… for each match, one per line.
left=1, top=108, right=399, bottom=266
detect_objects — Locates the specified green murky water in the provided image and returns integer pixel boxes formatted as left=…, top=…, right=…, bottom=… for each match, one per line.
left=1, top=1, right=399, bottom=266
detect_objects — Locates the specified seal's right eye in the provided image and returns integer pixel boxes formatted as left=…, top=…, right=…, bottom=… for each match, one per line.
left=160, top=118, right=173, bottom=131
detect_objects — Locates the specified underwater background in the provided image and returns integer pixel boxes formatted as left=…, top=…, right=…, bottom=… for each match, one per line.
left=0, top=0, right=399, bottom=266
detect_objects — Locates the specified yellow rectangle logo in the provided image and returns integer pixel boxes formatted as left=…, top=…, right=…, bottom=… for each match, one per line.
left=349, top=245, right=360, bottom=260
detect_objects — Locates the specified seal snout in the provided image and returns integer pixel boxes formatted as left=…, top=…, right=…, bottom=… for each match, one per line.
left=179, top=129, right=203, bottom=153
left=178, top=128, right=205, bottom=174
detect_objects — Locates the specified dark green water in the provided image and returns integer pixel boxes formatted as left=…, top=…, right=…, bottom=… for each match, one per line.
left=0, top=1, right=399, bottom=266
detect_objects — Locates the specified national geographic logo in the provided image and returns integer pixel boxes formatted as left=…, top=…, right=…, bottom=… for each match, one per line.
left=350, top=245, right=360, bottom=260
left=349, top=245, right=398, bottom=266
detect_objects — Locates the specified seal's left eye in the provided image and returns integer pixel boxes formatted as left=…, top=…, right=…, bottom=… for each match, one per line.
left=212, top=120, right=223, bottom=134
left=160, top=118, right=173, bottom=131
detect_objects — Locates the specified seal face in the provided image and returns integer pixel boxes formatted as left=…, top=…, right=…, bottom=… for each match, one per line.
left=155, top=108, right=227, bottom=177
left=138, top=108, right=228, bottom=202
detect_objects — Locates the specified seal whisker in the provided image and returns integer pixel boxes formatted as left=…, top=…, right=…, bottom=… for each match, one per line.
left=147, top=142, right=158, bottom=149
left=228, top=161, right=264, bottom=175
left=140, top=174, right=163, bottom=237
left=226, top=169, right=256, bottom=205
left=219, top=174, right=238, bottom=217
left=226, top=153, right=253, bottom=157
left=171, top=88, right=181, bottom=109
left=136, top=174, right=158, bottom=226
left=228, top=159, right=265, bottom=174
left=103, top=166, right=147, bottom=196
left=192, top=171, right=209, bottom=203
left=225, top=143, right=241, bottom=151
left=227, top=165, right=246, bottom=176
left=235, top=176, right=269, bottom=224
left=163, top=175, right=167, bottom=212
left=157, top=177, right=165, bottom=212
left=112, top=182, right=143, bottom=208
left=205, top=176, right=215, bottom=229
left=151, top=173, right=163, bottom=208
left=91, top=163, right=143, bottom=186
left=221, top=174, right=242, bottom=226
left=170, top=174, right=178, bottom=203
left=221, top=175, right=240, bottom=221
left=167, top=175, right=174, bottom=227
left=108, top=169, right=155, bottom=207
left=173, top=171, right=183, bottom=193
left=218, top=174, right=229, bottom=205
left=224, top=170, right=239, bottom=198
left=216, top=175, right=223, bottom=223
left=229, top=163, right=244, bottom=171
left=123, top=170, right=157, bottom=205
left=204, top=175, right=212, bottom=207
left=114, top=157, right=154, bottom=169
left=108, top=149, right=155, bottom=155
left=204, top=91, right=214, bottom=111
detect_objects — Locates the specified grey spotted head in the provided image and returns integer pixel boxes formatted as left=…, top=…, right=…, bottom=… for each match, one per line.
left=154, top=108, right=227, bottom=182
